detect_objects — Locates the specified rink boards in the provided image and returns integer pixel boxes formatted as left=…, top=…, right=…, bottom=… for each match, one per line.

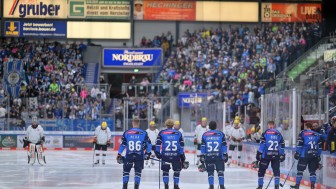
left=0, top=131, right=335, bottom=189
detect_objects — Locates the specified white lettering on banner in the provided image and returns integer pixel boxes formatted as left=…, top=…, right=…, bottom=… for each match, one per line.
left=4, top=0, right=67, bottom=19
left=300, top=6, right=317, bottom=14
left=112, top=50, right=153, bottom=63
left=182, top=97, right=203, bottom=104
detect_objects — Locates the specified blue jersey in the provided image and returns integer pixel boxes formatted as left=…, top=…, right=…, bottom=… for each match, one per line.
left=296, top=129, right=322, bottom=158
left=258, top=129, right=285, bottom=159
left=155, top=129, right=184, bottom=161
left=201, top=130, right=227, bottom=160
left=118, top=128, right=152, bottom=158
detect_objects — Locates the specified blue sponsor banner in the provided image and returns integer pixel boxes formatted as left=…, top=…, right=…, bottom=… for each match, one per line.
left=4, top=20, right=66, bottom=38
left=4, top=61, right=23, bottom=98
left=178, top=93, right=208, bottom=108
left=103, top=48, right=162, bottom=67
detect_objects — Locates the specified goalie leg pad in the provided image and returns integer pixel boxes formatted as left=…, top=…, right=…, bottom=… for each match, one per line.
left=28, top=143, right=36, bottom=165
left=36, top=145, right=45, bottom=164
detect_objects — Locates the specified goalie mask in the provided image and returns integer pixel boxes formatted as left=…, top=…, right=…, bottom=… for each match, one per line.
left=32, top=116, right=38, bottom=128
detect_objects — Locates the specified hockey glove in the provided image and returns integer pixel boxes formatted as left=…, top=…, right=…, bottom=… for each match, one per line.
left=200, top=155, right=205, bottom=164
left=93, top=137, right=97, bottom=144
left=223, top=153, right=229, bottom=163
left=155, top=151, right=162, bottom=159
left=256, top=151, right=262, bottom=161
left=23, top=137, right=30, bottom=148
left=41, top=136, right=45, bottom=143
left=193, top=138, right=198, bottom=145
left=180, top=153, right=186, bottom=163
left=116, top=154, right=124, bottom=164
left=231, top=137, right=237, bottom=142
left=107, top=140, right=111, bottom=147
left=280, top=154, right=285, bottom=162
left=145, top=152, right=151, bottom=160
left=182, top=161, right=189, bottom=169
left=317, top=156, right=321, bottom=162
left=198, top=163, right=206, bottom=172
left=294, top=152, right=300, bottom=160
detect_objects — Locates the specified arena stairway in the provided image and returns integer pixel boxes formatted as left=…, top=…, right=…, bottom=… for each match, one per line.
left=285, top=37, right=334, bottom=81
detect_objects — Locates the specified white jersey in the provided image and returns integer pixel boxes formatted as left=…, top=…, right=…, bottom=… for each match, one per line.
left=277, top=127, right=292, bottom=147
left=195, top=125, right=209, bottom=144
left=146, top=128, right=159, bottom=145
left=94, top=126, right=111, bottom=145
left=177, top=128, right=184, bottom=137
left=26, top=125, right=44, bottom=144
left=251, top=131, right=262, bottom=142
left=223, top=125, right=232, bottom=139
left=228, top=126, right=245, bottom=145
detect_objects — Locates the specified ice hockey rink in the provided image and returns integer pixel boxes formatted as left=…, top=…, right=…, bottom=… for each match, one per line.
left=0, top=151, right=309, bottom=189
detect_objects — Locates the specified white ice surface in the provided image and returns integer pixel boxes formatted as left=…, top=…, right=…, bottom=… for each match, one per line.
left=0, top=151, right=308, bottom=189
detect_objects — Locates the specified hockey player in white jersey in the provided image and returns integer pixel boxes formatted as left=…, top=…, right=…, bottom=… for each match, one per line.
left=23, top=116, right=46, bottom=165
left=194, top=117, right=209, bottom=165
left=93, top=121, right=111, bottom=165
left=145, top=121, right=159, bottom=167
left=174, top=120, right=184, bottom=137
left=227, top=118, right=245, bottom=167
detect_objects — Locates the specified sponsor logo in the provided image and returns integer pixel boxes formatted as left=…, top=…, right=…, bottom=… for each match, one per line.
left=204, top=132, right=216, bottom=136
left=2, top=136, right=16, bottom=147
left=127, top=130, right=139, bottom=134
left=8, top=0, right=62, bottom=18
left=162, top=131, right=175, bottom=135
left=266, top=131, right=276, bottom=134
left=5, top=21, right=20, bottom=36
left=112, top=50, right=154, bottom=64
left=69, top=0, right=85, bottom=17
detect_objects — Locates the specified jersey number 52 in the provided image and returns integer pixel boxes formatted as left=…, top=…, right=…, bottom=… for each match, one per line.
left=207, top=141, right=219, bottom=152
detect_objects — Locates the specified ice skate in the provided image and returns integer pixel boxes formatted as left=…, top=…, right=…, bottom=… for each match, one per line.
left=174, top=184, right=180, bottom=189
left=134, top=183, right=139, bottom=189
left=209, top=185, right=214, bottom=189
left=102, top=160, right=105, bottom=165
left=290, top=184, right=299, bottom=189
left=220, top=185, right=225, bottom=189
left=256, top=186, right=262, bottom=189
left=122, top=183, right=128, bottom=189
left=165, top=183, right=169, bottom=189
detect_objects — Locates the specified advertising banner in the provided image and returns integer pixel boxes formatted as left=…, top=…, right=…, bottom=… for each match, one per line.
left=0, top=135, right=17, bottom=147
left=3, top=61, right=23, bottom=98
left=103, top=48, right=162, bottom=67
left=17, top=135, right=63, bottom=148
left=43, top=119, right=113, bottom=132
left=63, top=135, right=95, bottom=148
left=4, top=0, right=67, bottom=19
left=323, top=155, right=336, bottom=187
left=178, top=93, right=208, bottom=108
left=262, top=3, right=321, bottom=23
left=68, top=0, right=130, bottom=19
left=134, top=0, right=196, bottom=21
left=324, top=49, right=336, bottom=62
left=114, top=135, right=122, bottom=150
left=4, top=20, right=67, bottom=38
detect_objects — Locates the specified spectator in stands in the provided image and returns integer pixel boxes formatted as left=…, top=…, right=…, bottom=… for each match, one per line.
left=0, top=105, right=7, bottom=118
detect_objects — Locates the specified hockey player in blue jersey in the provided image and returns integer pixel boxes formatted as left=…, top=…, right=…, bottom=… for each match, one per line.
left=117, top=117, right=152, bottom=189
left=291, top=122, right=323, bottom=189
left=155, top=119, right=188, bottom=189
left=200, top=120, right=228, bottom=189
left=256, top=121, right=285, bottom=189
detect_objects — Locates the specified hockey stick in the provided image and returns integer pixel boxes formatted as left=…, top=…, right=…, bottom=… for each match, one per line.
left=159, top=158, right=161, bottom=189
left=280, top=160, right=296, bottom=187
left=92, top=143, right=96, bottom=167
left=265, top=175, right=273, bottom=189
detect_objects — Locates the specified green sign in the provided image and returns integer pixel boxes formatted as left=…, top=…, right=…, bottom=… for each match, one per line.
left=0, top=135, right=17, bottom=147
left=68, top=0, right=130, bottom=19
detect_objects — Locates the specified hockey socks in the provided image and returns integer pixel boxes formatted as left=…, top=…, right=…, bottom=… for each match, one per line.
left=163, top=171, right=169, bottom=184
left=258, top=177, right=264, bottom=186
left=173, top=171, right=180, bottom=185
left=274, top=176, right=280, bottom=186
left=218, top=170, right=224, bottom=185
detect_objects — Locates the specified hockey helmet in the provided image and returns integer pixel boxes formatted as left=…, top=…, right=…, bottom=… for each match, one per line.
left=149, top=121, right=155, bottom=126
left=32, top=116, right=38, bottom=128
left=201, top=117, right=207, bottom=122
left=101, top=121, right=107, bottom=130
left=174, top=120, right=180, bottom=126
left=198, top=163, right=206, bottom=172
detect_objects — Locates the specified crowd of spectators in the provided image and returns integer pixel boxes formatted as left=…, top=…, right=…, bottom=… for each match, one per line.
left=0, top=39, right=108, bottom=127
left=155, top=22, right=321, bottom=116
left=139, top=31, right=174, bottom=57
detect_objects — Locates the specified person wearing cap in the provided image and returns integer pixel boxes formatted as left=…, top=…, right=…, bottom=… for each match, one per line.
left=145, top=121, right=159, bottom=167
left=93, top=121, right=111, bottom=165
left=117, top=117, right=152, bottom=189
left=227, top=117, right=245, bottom=167
left=174, top=120, right=184, bottom=137
left=194, top=117, right=209, bottom=165
left=277, top=120, right=292, bottom=146
left=134, top=0, right=144, bottom=20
